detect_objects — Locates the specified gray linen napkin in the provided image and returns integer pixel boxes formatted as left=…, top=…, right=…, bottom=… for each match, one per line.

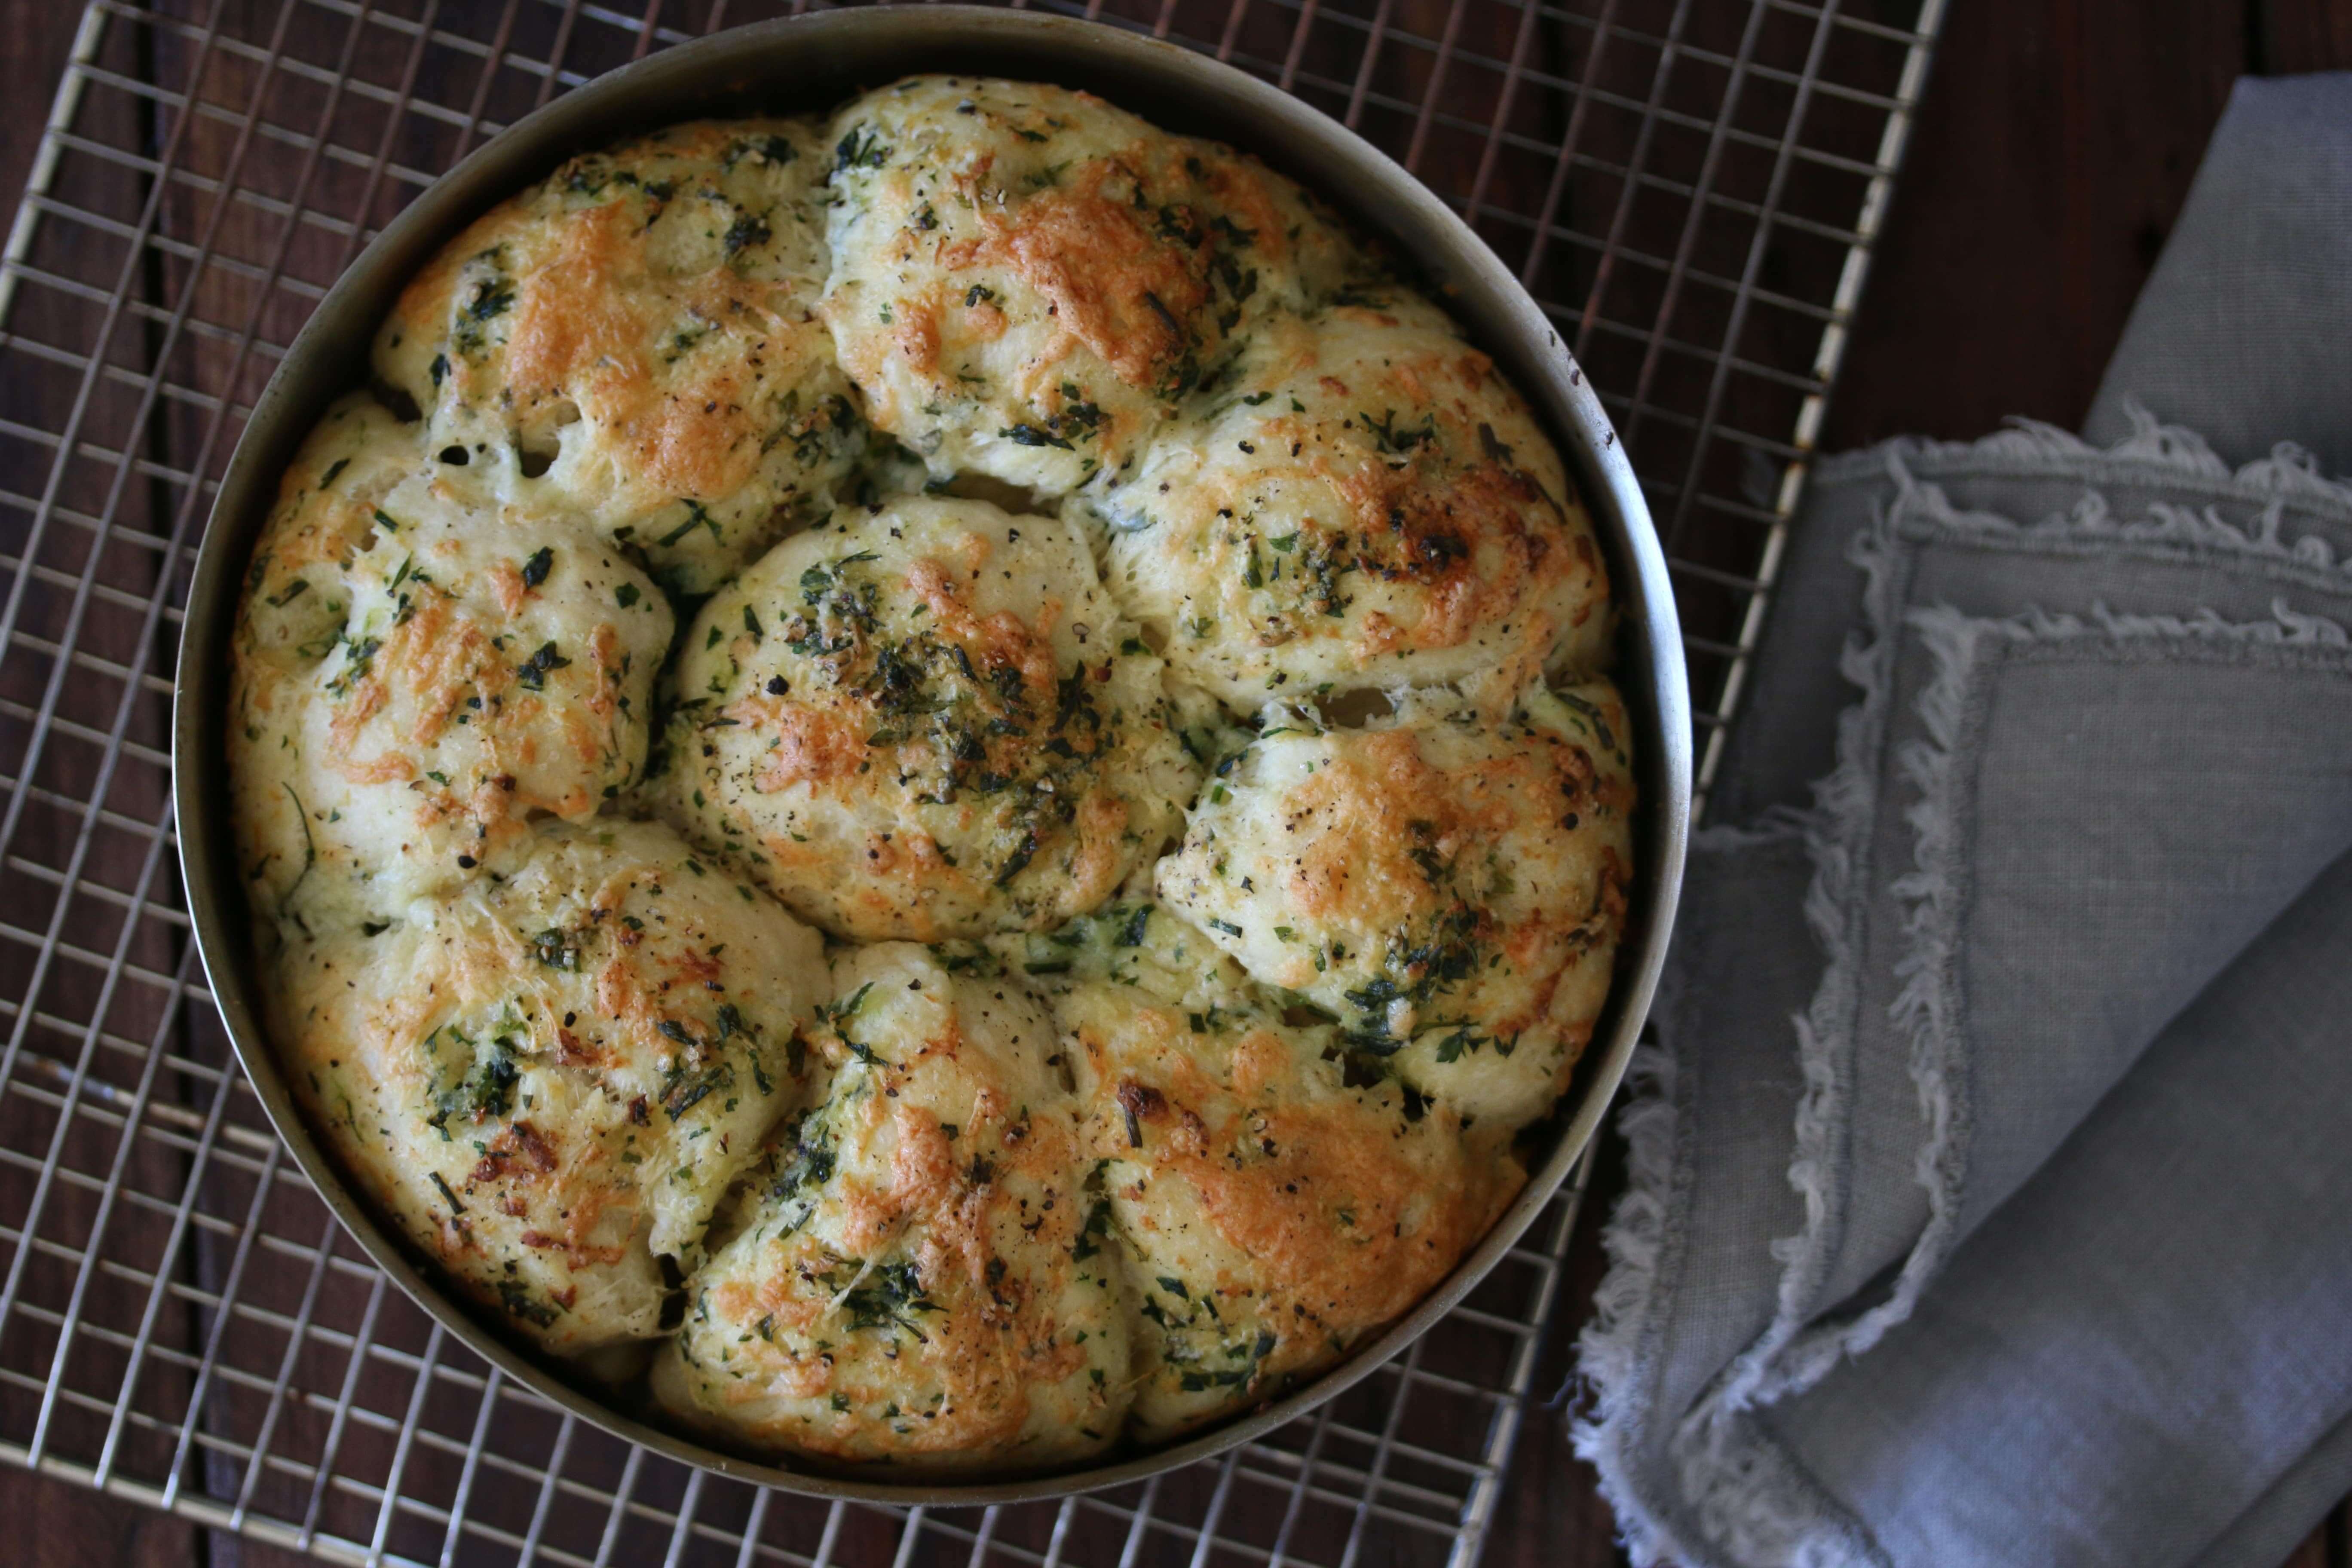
left=1576, top=74, right=2352, bottom=1568
left=2084, top=74, right=2352, bottom=474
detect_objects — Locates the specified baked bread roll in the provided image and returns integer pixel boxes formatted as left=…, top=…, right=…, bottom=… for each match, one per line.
left=231, top=457, right=673, bottom=933
left=657, top=494, right=1196, bottom=940
left=1155, top=682, right=1635, bottom=1130
left=823, top=76, right=1358, bottom=495
left=1007, top=903, right=1521, bottom=1438
left=655, top=943, right=1132, bottom=1469
left=270, top=821, right=829, bottom=1354
left=1086, top=291, right=1612, bottom=710
left=374, top=119, right=860, bottom=594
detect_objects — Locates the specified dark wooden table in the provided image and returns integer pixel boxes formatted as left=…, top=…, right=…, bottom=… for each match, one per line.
left=3, top=1, right=2349, bottom=1564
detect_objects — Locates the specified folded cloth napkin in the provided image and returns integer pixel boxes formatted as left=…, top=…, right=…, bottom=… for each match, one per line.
left=2083, top=74, right=2352, bottom=475
left=1575, top=74, right=2352, bottom=1568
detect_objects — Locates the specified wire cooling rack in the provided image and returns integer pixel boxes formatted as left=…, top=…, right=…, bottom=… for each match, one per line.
left=0, top=1, right=1941, bottom=1563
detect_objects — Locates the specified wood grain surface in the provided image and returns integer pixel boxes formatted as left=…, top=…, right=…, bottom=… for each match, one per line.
left=2, top=2, right=2349, bottom=1565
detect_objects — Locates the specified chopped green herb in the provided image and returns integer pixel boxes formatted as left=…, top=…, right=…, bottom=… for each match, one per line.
left=655, top=500, right=721, bottom=549
left=834, top=126, right=890, bottom=171
left=514, top=641, right=571, bottom=690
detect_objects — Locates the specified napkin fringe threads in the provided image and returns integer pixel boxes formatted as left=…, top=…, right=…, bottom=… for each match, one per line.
left=1574, top=407, right=2352, bottom=1568
left=1813, top=397, right=2352, bottom=521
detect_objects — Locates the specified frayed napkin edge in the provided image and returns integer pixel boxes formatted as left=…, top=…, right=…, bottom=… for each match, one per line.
left=1573, top=422, right=2352, bottom=1567
left=1812, top=397, right=2352, bottom=519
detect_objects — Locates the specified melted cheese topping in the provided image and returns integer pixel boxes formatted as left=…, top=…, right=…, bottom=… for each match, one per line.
left=658, top=495, right=1197, bottom=940
left=231, top=462, right=674, bottom=932
left=1087, top=293, right=1612, bottom=710
left=375, top=119, right=860, bottom=594
left=270, top=821, right=829, bottom=1354
left=1155, top=683, right=1635, bottom=1130
left=824, top=76, right=1361, bottom=495
left=1007, top=903, right=1520, bottom=1437
left=234, top=89, right=1633, bottom=1468
left=655, top=943, right=1133, bottom=1470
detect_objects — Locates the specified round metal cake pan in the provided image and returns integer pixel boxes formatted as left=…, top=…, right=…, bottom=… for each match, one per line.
left=172, top=6, right=1690, bottom=1507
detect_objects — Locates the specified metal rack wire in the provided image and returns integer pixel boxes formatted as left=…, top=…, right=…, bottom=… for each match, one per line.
left=0, top=1, right=1941, bottom=1562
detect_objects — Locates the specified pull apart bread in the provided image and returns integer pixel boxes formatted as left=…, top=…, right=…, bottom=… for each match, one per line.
left=230, top=78, right=1631, bottom=1474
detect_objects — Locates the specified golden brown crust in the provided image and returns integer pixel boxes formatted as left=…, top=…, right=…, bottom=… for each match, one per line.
left=969, top=172, right=1215, bottom=390
left=1090, top=1012, right=1512, bottom=1326
left=497, top=199, right=808, bottom=504
left=655, top=946, right=1133, bottom=1469
left=1090, top=297, right=1612, bottom=711
left=1040, top=904, right=1520, bottom=1438
left=272, top=821, right=829, bottom=1354
left=824, top=76, right=1369, bottom=494
left=1155, top=682, right=1635, bottom=1130
left=375, top=118, right=860, bottom=594
left=229, top=463, right=674, bottom=931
